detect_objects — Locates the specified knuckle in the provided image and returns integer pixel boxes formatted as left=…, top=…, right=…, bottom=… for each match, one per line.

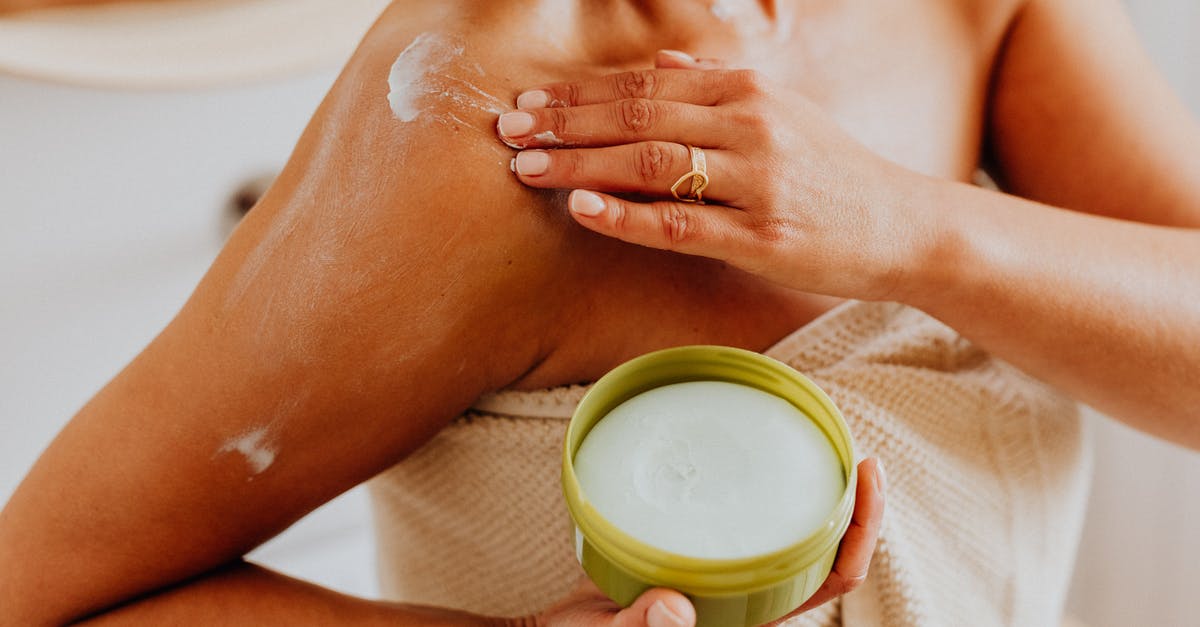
left=560, top=150, right=586, bottom=180
left=618, top=98, right=657, bottom=134
left=735, top=106, right=773, bottom=142
left=841, top=572, right=869, bottom=595
left=615, top=70, right=660, bottom=100
left=734, top=69, right=770, bottom=94
left=634, top=142, right=676, bottom=184
left=562, top=82, right=582, bottom=107
left=609, top=199, right=630, bottom=233
left=751, top=217, right=793, bottom=247
left=659, top=203, right=695, bottom=247
left=548, top=107, right=570, bottom=136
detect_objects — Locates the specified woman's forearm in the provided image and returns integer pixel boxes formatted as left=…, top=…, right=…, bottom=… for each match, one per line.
left=905, top=176, right=1200, bottom=447
left=73, top=561, right=503, bottom=627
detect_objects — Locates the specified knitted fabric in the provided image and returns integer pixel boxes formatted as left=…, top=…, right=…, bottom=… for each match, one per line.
left=368, top=301, right=1090, bottom=625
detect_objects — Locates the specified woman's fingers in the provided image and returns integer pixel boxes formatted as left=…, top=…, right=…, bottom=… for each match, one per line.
left=567, top=190, right=754, bottom=261
left=515, top=66, right=763, bottom=109
left=498, top=99, right=736, bottom=149
left=777, top=458, right=887, bottom=621
left=537, top=579, right=695, bottom=627
left=513, top=143, right=743, bottom=203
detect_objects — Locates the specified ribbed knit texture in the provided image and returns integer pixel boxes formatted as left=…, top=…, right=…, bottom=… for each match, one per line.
left=368, top=301, right=1091, bottom=625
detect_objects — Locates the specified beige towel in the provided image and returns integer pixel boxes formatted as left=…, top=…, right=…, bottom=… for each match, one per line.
left=369, top=300, right=1091, bottom=625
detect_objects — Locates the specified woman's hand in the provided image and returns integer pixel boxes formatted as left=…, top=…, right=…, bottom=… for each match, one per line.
left=527, top=582, right=696, bottom=627
left=497, top=51, right=926, bottom=302
left=520, top=458, right=886, bottom=627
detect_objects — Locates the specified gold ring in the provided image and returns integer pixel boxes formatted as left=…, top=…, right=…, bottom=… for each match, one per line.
left=670, top=145, right=709, bottom=204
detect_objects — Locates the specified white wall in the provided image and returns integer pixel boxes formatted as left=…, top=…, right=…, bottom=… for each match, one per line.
left=1124, top=0, right=1200, bottom=104
left=0, top=70, right=377, bottom=598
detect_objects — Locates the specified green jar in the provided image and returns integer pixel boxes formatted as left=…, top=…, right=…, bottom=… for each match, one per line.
left=561, top=345, right=857, bottom=627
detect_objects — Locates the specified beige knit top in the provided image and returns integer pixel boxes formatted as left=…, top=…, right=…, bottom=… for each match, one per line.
left=368, top=301, right=1091, bottom=626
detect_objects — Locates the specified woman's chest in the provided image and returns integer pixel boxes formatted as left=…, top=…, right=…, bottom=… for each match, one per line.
left=722, top=0, right=1019, bottom=179
left=517, top=234, right=845, bottom=389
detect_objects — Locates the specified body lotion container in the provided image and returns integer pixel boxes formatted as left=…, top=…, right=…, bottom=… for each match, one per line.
left=562, top=345, right=857, bottom=627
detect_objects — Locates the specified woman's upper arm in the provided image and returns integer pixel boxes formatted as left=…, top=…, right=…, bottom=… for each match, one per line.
left=988, top=0, right=1200, bottom=226
left=0, top=16, right=560, bottom=625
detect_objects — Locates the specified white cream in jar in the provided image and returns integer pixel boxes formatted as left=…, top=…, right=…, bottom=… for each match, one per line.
left=573, top=380, right=845, bottom=560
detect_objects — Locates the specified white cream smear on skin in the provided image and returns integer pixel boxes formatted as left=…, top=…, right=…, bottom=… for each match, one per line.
left=501, top=130, right=565, bottom=150
left=387, top=33, right=506, bottom=124
left=710, top=0, right=735, bottom=21
left=217, top=427, right=277, bottom=477
left=574, top=381, right=845, bottom=559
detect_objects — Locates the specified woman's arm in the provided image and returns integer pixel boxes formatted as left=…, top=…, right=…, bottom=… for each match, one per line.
left=0, top=0, right=138, bottom=14
left=72, top=561, right=702, bottom=627
left=74, top=562, right=498, bottom=627
left=899, top=0, right=1200, bottom=445
left=494, top=0, right=1200, bottom=448
left=903, top=180, right=1200, bottom=446
left=988, top=0, right=1200, bottom=227
left=0, top=9, right=568, bottom=624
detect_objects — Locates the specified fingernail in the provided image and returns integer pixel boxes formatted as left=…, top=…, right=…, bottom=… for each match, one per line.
left=647, top=600, right=689, bottom=627
left=570, top=190, right=606, bottom=217
left=874, top=459, right=887, bottom=495
left=498, top=111, right=535, bottom=137
left=516, top=90, right=551, bottom=109
left=660, top=49, right=695, bottom=63
left=515, top=151, right=550, bottom=176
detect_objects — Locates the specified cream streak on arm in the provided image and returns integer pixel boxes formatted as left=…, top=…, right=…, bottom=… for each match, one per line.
left=215, top=427, right=277, bottom=477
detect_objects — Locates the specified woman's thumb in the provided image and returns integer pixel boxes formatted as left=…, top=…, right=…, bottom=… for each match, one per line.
left=614, top=588, right=696, bottom=627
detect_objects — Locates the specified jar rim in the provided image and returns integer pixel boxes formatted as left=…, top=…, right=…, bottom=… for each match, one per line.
left=561, top=345, right=857, bottom=594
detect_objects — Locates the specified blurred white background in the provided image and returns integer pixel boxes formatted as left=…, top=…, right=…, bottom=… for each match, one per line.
left=0, top=1, right=1197, bottom=625
left=0, top=69, right=381, bottom=596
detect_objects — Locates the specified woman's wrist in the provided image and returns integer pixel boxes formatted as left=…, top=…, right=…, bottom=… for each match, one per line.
left=889, top=172, right=1037, bottom=331
left=881, top=170, right=975, bottom=310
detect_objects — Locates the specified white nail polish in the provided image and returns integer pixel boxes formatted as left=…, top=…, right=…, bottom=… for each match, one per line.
left=516, top=90, right=551, bottom=109
left=647, top=600, right=689, bottom=627
left=515, top=151, right=550, bottom=176
left=570, top=190, right=606, bottom=217
left=660, top=49, right=695, bottom=63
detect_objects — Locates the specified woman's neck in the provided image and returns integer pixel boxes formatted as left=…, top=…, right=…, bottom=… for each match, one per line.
left=580, top=0, right=781, bottom=62
left=446, top=0, right=787, bottom=71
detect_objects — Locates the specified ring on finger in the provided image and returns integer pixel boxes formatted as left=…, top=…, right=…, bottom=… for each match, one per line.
left=670, top=145, right=709, bottom=204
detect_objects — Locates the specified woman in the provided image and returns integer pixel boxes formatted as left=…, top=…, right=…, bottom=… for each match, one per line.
left=2, top=0, right=1198, bottom=625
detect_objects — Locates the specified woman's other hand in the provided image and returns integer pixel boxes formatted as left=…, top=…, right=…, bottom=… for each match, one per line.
left=497, top=52, right=927, bottom=302
left=775, top=457, right=886, bottom=622
left=528, top=582, right=697, bottom=627
left=521, top=458, right=885, bottom=627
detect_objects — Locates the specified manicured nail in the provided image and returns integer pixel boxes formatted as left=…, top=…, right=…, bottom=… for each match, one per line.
left=570, top=190, right=606, bottom=217
left=498, top=111, right=535, bottom=137
left=647, top=600, right=688, bottom=627
left=515, top=151, right=550, bottom=176
left=516, top=90, right=551, bottom=109
left=660, top=49, right=695, bottom=63
left=874, top=459, right=887, bottom=496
